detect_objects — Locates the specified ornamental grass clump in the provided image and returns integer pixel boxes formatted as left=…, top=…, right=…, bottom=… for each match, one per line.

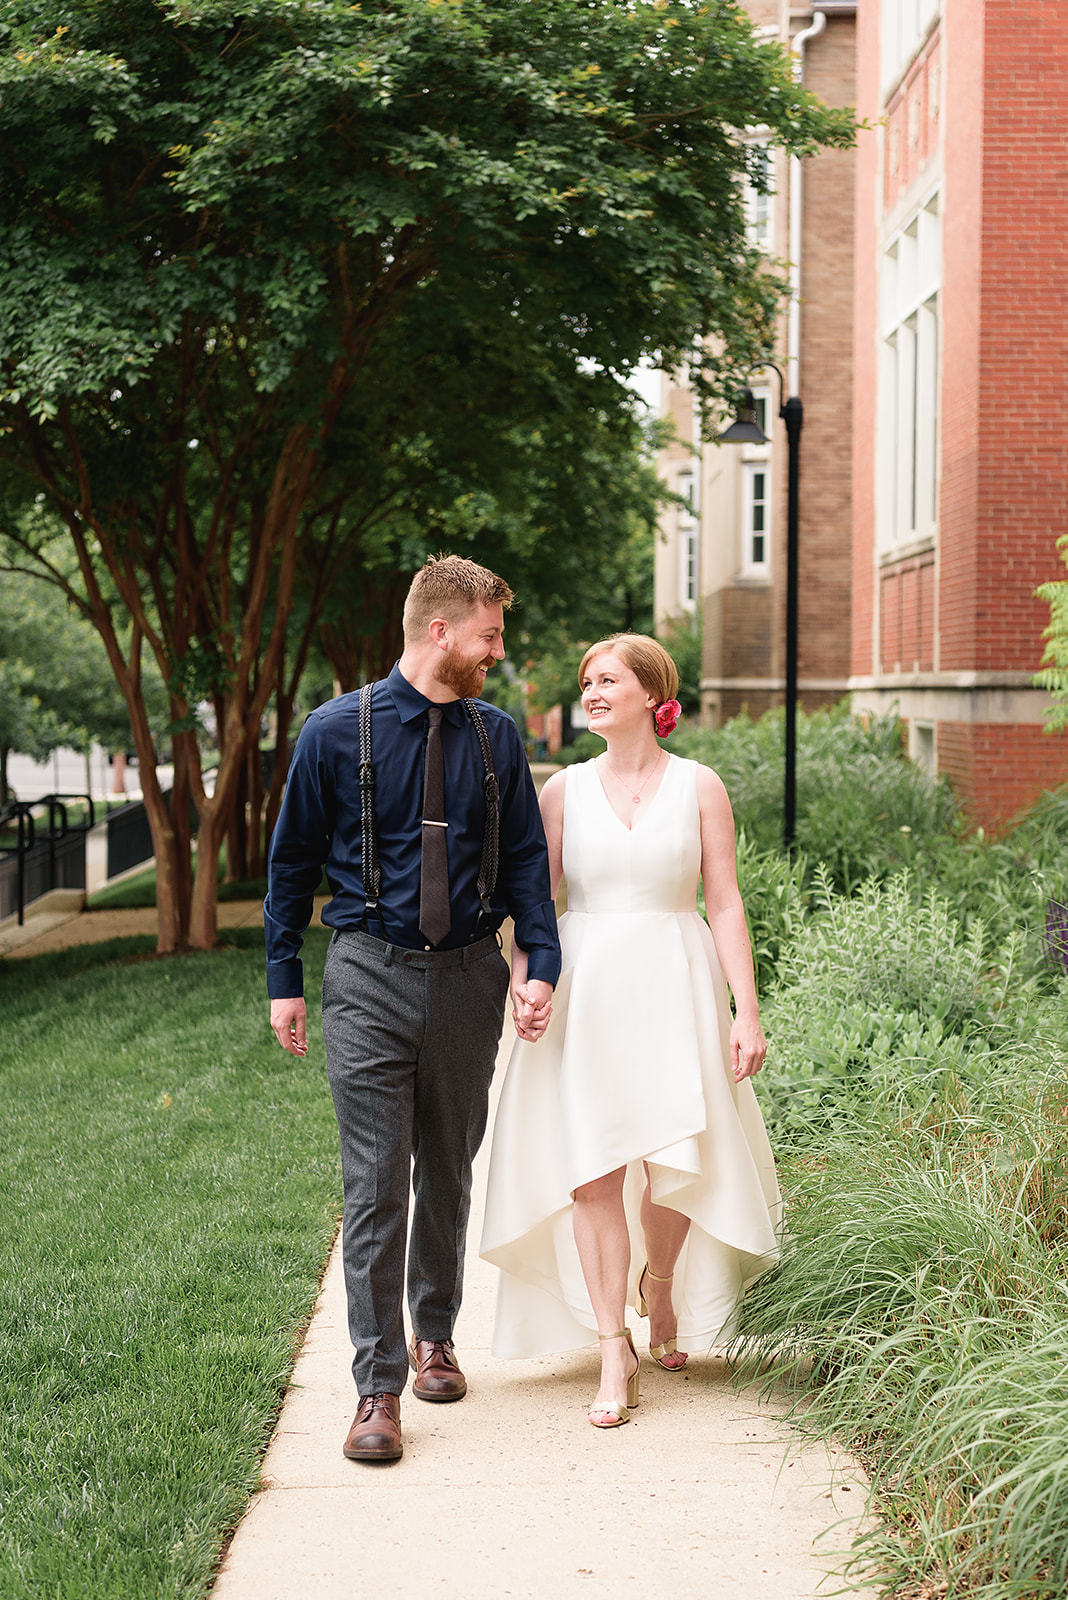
left=732, top=1076, right=1068, bottom=1599
left=740, top=937, right=1068, bottom=1597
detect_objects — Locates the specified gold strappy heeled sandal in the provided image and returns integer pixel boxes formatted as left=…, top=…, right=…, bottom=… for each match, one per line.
left=637, top=1265, right=688, bottom=1370
left=588, top=1328, right=640, bottom=1428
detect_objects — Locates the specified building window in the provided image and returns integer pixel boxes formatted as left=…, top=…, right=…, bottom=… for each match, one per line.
left=882, top=0, right=941, bottom=92
left=739, top=385, right=771, bottom=576
left=912, top=720, right=935, bottom=775
left=743, top=142, right=774, bottom=252
left=742, top=466, right=770, bottom=574
left=878, top=193, right=940, bottom=548
left=676, top=470, right=698, bottom=609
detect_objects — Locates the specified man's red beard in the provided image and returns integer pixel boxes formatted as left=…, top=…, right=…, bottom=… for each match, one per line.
left=434, top=651, right=494, bottom=700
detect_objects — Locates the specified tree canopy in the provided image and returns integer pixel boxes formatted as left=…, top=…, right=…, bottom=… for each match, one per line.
left=0, top=0, right=855, bottom=949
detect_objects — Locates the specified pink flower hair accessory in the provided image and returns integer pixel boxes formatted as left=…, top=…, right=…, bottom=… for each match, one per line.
left=654, top=699, right=682, bottom=738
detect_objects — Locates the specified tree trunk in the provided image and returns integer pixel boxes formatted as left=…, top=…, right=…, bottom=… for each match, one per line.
left=188, top=798, right=225, bottom=949
left=247, top=741, right=266, bottom=880
left=224, top=756, right=248, bottom=883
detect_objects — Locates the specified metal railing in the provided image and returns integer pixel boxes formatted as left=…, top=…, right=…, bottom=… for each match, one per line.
left=0, top=794, right=94, bottom=926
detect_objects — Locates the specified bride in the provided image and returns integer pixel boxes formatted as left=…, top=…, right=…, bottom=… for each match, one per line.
left=480, top=633, right=781, bottom=1427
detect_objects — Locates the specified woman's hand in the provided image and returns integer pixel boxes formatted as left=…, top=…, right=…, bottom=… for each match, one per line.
left=512, top=977, right=553, bottom=1042
left=729, top=1013, right=767, bottom=1082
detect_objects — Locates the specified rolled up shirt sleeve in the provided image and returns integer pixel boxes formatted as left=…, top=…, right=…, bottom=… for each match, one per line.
left=264, top=714, right=333, bottom=1000
left=497, top=722, right=562, bottom=988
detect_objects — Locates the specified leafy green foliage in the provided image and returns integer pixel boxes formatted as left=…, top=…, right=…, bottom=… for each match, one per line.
left=757, top=868, right=1002, bottom=1143
left=674, top=702, right=957, bottom=891
left=1035, top=530, right=1068, bottom=733
left=0, top=0, right=855, bottom=945
left=0, top=562, right=168, bottom=798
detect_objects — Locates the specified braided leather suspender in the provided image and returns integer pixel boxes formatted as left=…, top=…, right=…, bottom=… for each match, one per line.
left=357, top=684, right=383, bottom=936
left=357, top=683, right=499, bottom=938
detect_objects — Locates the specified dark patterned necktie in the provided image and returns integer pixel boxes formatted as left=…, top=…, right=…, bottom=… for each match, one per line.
left=419, top=707, right=451, bottom=946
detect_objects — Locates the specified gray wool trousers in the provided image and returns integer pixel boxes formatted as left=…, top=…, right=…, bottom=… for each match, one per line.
left=321, top=927, right=510, bottom=1396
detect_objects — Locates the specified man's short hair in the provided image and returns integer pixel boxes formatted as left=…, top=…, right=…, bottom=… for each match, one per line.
left=402, top=554, right=514, bottom=643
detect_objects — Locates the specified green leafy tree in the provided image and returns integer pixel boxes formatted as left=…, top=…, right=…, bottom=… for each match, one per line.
left=0, top=0, right=854, bottom=951
left=1035, top=532, right=1068, bottom=738
left=0, top=562, right=169, bottom=803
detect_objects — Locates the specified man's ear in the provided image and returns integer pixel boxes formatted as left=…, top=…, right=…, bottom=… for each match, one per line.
left=428, top=617, right=449, bottom=650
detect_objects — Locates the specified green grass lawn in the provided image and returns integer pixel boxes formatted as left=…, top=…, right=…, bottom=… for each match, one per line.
left=87, top=869, right=270, bottom=910
left=0, top=928, right=339, bottom=1599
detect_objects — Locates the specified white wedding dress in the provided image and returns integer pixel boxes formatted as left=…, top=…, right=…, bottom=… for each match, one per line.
left=480, top=754, right=782, bottom=1358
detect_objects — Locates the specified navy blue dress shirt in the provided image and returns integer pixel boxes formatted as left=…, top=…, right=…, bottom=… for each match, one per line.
left=264, top=664, right=561, bottom=999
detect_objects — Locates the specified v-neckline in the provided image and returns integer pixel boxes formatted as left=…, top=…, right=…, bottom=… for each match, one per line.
left=592, top=753, right=673, bottom=834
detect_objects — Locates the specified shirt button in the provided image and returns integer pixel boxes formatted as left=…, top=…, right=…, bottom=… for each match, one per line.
left=424, top=944, right=431, bottom=952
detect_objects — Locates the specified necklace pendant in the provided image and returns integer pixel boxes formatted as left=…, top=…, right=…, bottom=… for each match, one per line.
left=632, top=795, right=641, bottom=804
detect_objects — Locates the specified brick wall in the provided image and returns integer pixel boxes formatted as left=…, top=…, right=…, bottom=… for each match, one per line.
left=852, top=0, right=1068, bottom=829
left=850, top=0, right=881, bottom=679
left=880, top=554, right=935, bottom=672
left=796, top=14, right=856, bottom=696
left=971, top=0, right=1068, bottom=674
left=939, top=723, right=1068, bottom=831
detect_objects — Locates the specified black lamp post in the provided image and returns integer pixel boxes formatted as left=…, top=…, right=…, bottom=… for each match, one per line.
left=718, top=373, right=803, bottom=850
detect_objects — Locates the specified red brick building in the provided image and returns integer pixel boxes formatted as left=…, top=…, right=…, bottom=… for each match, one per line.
left=849, top=0, right=1068, bottom=826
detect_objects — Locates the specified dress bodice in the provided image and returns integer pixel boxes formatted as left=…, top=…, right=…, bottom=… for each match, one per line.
left=562, top=755, right=701, bottom=916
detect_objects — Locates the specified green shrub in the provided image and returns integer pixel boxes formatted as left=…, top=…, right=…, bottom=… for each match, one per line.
left=733, top=832, right=808, bottom=996
left=674, top=701, right=956, bottom=892
left=774, top=868, right=989, bottom=1029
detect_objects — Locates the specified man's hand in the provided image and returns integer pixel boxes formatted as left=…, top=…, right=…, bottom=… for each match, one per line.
left=271, top=997, right=308, bottom=1057
left=511, top=977, right=553, bottom=1043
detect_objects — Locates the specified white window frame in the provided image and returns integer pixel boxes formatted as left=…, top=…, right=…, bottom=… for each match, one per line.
left=739, top=385, right=771, bottom=576
left=881, top=0, right=941, bottom=94
left=742, top=138, right=774, bottom=253
left=878, top=192, right=941, bottom=550
left=676, top=469, right=698, bottom=611
left=912, top=720, right=935, bottom=775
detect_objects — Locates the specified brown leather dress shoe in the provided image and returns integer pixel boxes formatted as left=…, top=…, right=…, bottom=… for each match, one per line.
left=343, top=1393, right=403, bottom=1462
left=408, top=1336, right=467, bottom=1402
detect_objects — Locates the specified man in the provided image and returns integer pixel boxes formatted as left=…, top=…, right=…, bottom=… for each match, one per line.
left=265, top=554, right=560, bottom=1463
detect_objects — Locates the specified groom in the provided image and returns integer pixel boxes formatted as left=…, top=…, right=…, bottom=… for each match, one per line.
left=265, top=554, right=560, bottom=1462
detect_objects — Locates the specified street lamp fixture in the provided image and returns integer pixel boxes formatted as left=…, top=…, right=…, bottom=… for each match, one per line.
left=718, top=370, right=803, bottom=850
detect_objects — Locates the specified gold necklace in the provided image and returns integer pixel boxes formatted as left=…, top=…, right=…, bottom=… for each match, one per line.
left=604, top=750, right=663, bottom=806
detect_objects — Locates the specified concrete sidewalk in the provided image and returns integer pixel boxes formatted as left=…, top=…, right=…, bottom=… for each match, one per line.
left=211, top=1031, right=875, bottom=1600
left=0, top=896, right=271, bottom=960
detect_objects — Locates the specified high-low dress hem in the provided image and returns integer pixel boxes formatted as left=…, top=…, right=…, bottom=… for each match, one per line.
left=480, top=756, right=781, bottom=1360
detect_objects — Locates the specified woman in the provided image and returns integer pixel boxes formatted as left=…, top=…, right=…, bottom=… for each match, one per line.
left=481, top=634, right=780, bottom=1427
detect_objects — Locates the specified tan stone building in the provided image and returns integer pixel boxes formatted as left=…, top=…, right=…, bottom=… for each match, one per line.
left=654, top=1, right=857, bottom=727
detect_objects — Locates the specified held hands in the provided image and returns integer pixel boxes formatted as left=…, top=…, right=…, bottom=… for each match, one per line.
left=730, top=1013, right=767, bottom=1082
left=512, top=977, right=553, bottom=1043
left=271, top=997, right=308, bottom=1057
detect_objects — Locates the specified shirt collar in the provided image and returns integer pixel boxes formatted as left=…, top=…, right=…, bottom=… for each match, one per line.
left=386, top=662, right=467, bottom=728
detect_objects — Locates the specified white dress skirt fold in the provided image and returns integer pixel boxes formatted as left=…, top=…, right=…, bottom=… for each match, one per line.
left=480, top=755, right=782, bottom=1358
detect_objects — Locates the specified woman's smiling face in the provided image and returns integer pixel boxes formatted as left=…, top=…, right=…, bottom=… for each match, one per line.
left=580, top=651, right=657, bottom=735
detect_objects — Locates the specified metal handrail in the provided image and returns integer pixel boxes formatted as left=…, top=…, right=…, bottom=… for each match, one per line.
left=0, top=793, right=95, bottom=926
